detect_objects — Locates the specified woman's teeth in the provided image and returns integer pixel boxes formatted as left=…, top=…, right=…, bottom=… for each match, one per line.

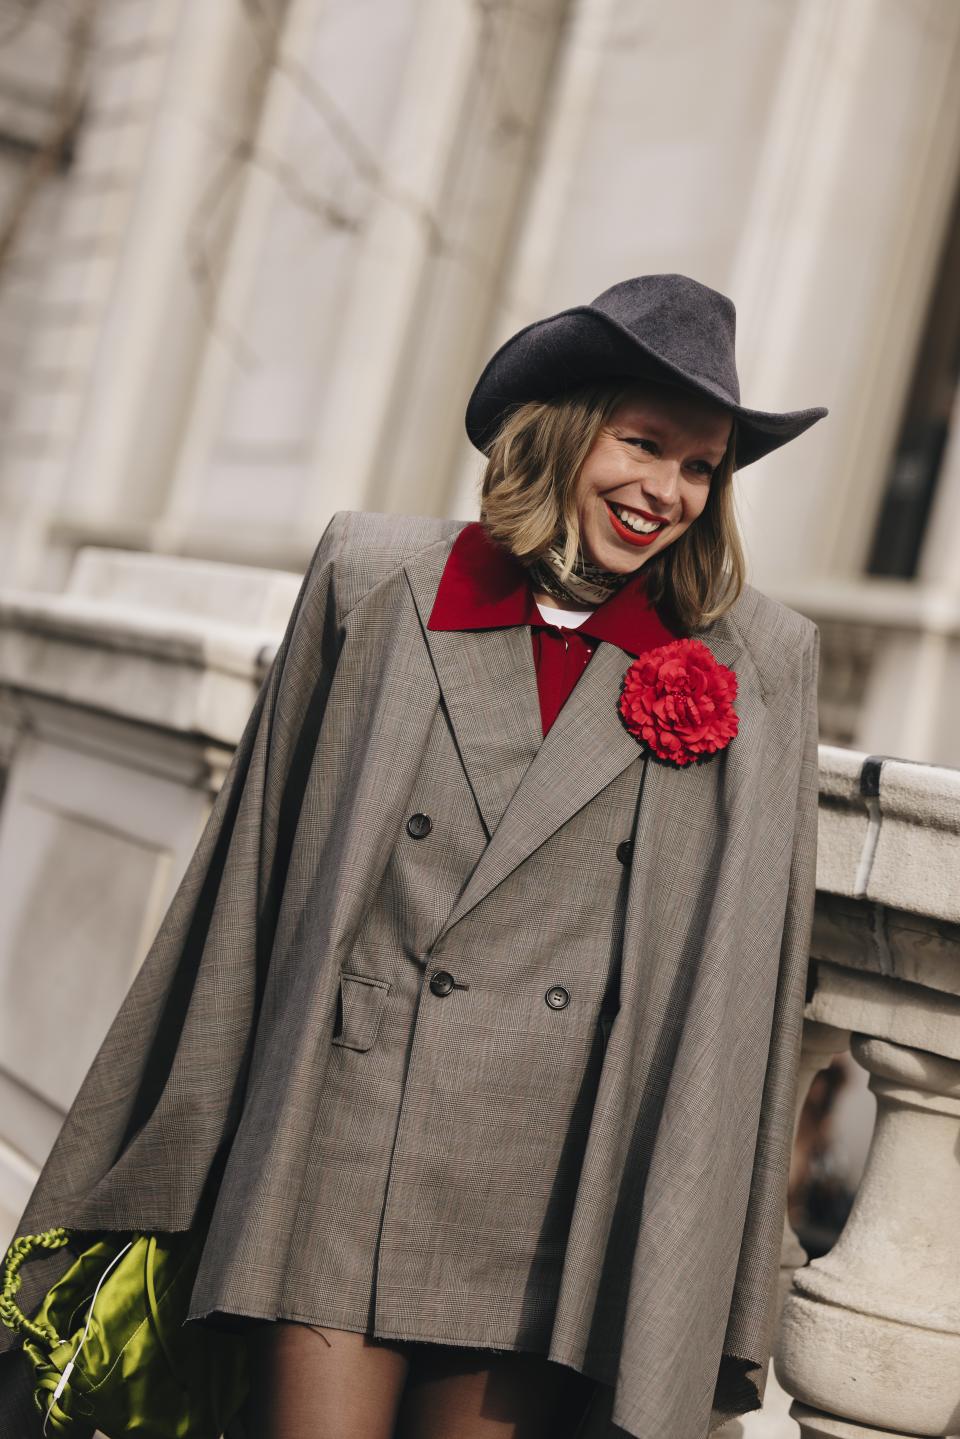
left=609, top=502, right=664, bottom=535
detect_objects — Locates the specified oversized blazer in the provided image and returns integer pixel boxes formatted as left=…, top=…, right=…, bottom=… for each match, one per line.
left=0, top=509, right=821, bottom=1439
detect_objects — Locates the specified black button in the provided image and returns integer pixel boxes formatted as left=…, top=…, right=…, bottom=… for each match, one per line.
left=430, top=970, right=455, bottom=996
left=407, top=813, right=432, bottom=839
left=545, top=985, right=569, bottom=1009
left=616, top=840, right=633, bottom=864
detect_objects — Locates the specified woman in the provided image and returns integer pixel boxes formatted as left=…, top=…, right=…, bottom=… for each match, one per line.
left=0, top=275, right=827, bottom=1439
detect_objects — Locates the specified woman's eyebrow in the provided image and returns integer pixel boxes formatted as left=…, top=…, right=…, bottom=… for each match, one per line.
left=618, top=416, right=727, bottom=457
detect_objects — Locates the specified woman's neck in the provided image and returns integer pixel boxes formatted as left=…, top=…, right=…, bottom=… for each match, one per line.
left=532, top=589, right=593, bottom=613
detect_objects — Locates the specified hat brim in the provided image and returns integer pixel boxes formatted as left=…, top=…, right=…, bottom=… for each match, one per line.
left=465, top=307, right=828, bottom=470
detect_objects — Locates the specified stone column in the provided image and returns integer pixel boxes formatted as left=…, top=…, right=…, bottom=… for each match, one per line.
left=730, top=0, right=960, bottom=588
left=53, top=0, right=284, bottom=541
left=163, top=0, right=569, bottom=560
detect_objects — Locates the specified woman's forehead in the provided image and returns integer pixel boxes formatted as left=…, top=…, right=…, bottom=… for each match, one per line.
left=611, top=384, right=733, bottom=447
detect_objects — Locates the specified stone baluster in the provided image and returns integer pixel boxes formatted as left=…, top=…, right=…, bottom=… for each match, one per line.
left=777, top=1036, right=960, bottom=1437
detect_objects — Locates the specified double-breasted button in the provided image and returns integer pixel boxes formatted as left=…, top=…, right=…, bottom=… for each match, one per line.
left=429, top=970, right=455, bottom=996
left=545, top=985, right=570, bottom=1009
left=616, top=839, right=633, bottom=865
left=407, top=813, right=432, bottom=839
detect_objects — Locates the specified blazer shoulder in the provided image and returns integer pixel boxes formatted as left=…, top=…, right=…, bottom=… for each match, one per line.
left=722, top=583, right=818, bottom=698
left=311, top=508, right=467, bottom=618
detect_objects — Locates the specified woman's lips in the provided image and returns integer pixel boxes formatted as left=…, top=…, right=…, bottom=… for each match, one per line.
left=604, top=498, right=667, bottom=548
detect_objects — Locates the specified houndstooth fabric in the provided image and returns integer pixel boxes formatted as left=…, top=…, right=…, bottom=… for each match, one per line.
left=0, top=510, right=820, bottom=1439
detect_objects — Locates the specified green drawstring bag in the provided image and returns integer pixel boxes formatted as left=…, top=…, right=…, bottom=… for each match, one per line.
left=1, top=1227, right=250, bottom=1438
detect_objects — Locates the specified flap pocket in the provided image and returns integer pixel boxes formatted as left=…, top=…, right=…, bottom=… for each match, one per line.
left=331, top=972, right=391, bottom=1052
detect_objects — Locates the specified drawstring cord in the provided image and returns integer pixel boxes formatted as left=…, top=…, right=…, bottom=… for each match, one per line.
left=41, top=1238, right=133, bottom=1435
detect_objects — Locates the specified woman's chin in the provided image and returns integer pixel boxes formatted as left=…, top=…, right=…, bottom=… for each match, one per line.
left=580, top=536, right=626, bottom=572
left=591, top=543, right=651, bottom=574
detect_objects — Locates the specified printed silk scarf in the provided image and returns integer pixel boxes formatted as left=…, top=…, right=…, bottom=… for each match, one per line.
left=525, top=539, right=635, bottom=607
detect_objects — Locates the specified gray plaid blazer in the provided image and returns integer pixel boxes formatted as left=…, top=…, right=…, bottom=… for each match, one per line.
left=0, top=510, right=820, bottom=1439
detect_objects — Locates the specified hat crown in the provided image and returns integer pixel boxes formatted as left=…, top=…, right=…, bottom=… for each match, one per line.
left=589, top=273, right=740, bottom=404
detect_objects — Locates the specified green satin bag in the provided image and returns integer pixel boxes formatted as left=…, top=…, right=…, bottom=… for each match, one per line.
left=1, top=1227, right=250, bottom=1438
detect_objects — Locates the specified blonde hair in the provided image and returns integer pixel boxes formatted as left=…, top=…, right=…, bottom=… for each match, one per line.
left=478, top=378, right=745, bottom=633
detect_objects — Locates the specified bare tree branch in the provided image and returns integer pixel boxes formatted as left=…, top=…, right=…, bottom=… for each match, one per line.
left=0, top=0, right=94, bottom=273
left=182, top=0, right=551, bottom=365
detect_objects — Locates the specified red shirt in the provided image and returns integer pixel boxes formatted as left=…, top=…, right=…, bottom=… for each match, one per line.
left=427, top=522, right=678, bottom=735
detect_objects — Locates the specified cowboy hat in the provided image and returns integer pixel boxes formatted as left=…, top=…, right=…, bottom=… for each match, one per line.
left=465, top=273, right=828, bottom=469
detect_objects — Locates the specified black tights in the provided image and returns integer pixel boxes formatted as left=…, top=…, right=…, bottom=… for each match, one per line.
left=233, top=1320, right=598, bottom=1439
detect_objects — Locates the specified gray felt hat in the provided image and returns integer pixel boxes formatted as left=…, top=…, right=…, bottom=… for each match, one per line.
left=465, top=273, right=828, bottom=470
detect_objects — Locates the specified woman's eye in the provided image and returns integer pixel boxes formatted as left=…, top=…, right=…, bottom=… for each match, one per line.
left=623, top=437, right=713, bottom=475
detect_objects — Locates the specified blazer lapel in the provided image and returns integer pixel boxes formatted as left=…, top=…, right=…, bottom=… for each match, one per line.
left=436, top=610, right=761, bottom=939
left=404, top=540, right=544, bottom=838
left=434, top=640, right=649, bottom=935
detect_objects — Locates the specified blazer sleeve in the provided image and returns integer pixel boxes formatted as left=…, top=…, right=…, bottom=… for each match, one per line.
left=710, top=621, right=821, bottom=1430
left=0, top=512, right=350, bottom=1367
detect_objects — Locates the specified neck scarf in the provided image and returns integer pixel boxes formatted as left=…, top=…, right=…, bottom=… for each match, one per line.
left=525, top=540, right=636, bottom=608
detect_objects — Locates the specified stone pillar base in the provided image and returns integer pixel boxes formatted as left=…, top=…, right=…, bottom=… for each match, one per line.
left=791, top=1401, right=942, bottom=1439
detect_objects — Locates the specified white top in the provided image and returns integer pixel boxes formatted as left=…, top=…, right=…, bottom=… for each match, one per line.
left=535, top=600, right=595, bottom=628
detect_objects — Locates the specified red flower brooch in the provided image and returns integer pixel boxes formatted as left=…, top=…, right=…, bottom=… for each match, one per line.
left=618, top=638, right=739, bottom=767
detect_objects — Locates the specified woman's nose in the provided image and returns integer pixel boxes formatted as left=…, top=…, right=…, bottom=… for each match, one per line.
left=642, top=461, right=682, bottom=509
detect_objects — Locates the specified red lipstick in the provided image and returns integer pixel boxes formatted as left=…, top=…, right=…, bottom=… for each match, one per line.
left=604, top=499, right=667, bottom=548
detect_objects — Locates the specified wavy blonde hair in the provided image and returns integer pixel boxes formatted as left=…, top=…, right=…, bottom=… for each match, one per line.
left=477, top=378, right=744, bottom=633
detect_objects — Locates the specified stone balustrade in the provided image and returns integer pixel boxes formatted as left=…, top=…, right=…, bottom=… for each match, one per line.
left=1, top=555, right=960, bottom=1436
left=773, top=745, right=960, bottom=1439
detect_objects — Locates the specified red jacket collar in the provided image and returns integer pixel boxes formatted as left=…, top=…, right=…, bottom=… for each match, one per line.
left=427, top=521, right=678, bottom=656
